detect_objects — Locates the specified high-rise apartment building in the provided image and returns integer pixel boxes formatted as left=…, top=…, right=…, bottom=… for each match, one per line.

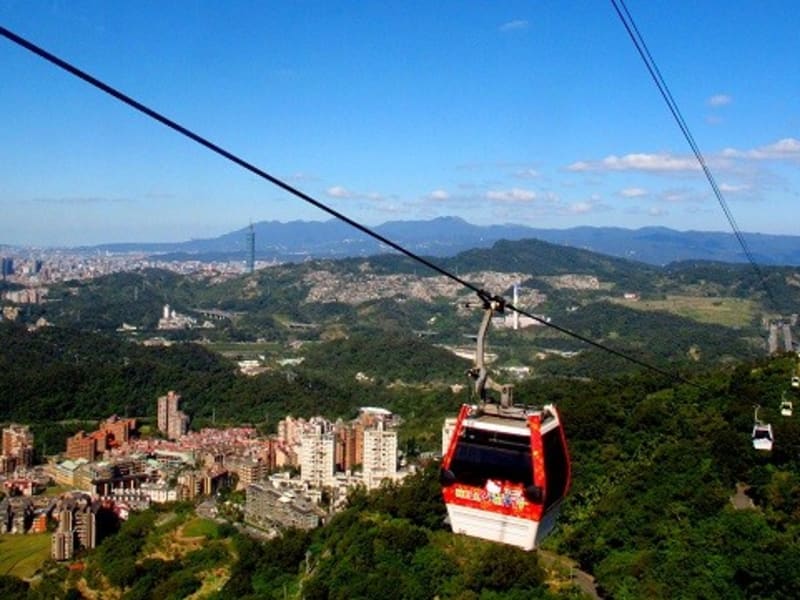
left=76, top=509, right=96, bottom=549
left=157, top=391, right=189, bottom=440
left=2, top=424, right=33, bottom=457
left=51, top=508, right=74, bottom=561
left=102, top=415, right=136, bottom=446
left=50, top=496, right=110, bottom=561
left=362, top=420, right=398, bottom=488
left=66, top=432, right=97, bottom=462
left=299, top=420, right=336, bottom=488
left=296, top=410, right=400, bottom=490
left=2, top=424, right=34, bottom=469
left=277, top=415, right=304, bottom=446
left=226, top=456, right=269, bottom=489
left=1, top=257, right=14, bottom=279
left=334, top=421, right=360, bottom=472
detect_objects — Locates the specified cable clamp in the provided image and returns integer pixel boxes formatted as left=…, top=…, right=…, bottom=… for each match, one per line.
left=477, top=289, right=505, bottom=313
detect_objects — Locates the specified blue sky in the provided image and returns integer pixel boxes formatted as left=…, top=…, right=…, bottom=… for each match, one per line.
left=1, top=1, right=798, bottom=246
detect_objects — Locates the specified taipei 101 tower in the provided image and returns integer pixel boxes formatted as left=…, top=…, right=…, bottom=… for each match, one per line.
left=246, top=222, right=255, bottom=274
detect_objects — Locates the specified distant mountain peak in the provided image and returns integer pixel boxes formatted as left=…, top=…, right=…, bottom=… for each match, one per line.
left=84, top=218, right=800, bottom=267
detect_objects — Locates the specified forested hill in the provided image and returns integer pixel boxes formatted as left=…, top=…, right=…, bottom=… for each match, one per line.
left=0, top=322, right=468, bottom=425
left=439, top=237, right=660, bottom=294
left=40, top=237, right=800, bottom=324
left=7, top=349, right=800, bottom=598
left=20, top=233, right=800, bottom=383
left=442, top=237, right=656, bottom=276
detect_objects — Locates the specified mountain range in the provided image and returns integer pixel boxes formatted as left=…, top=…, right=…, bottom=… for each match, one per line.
left=88, top=217, right=800, bottom=266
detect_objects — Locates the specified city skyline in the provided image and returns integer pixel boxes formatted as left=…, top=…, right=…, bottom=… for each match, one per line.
left=1, top=2, right=798, bottom=247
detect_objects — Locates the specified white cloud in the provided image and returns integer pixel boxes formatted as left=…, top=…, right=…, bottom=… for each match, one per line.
left=568, top=201, right=593, bottom=214
left=557, top=196, right=610, bottom=216
left=499, top=19, right=528, bottom=32
left=719, top=183, right=749, bottom=193
left=566, top=161, right=590, bottom=171
left=325, top=185, right=391, bottom=203
left=486, top=188, right=537, bottom=203
left=708, top=94, right=732, bottom=107
left=720, top=138, right=800, bottom=161
left=371, top=202, right=405, bottom=215
left=648, top=206, right=668, bottom=216
left=657, top=188, right=705, bottom=204
left=748, top=138, right=800, bottom=160
left=567, top=153, right=700, bottom=173
left=620, top=187, right=647, bottom=198
left=662, top=192, right=688, bottom=203
left=326, top=186, right=352, bottom=198
left=539, top=191, right=561, bottom=203
left=429, top=189, right=449, bottom=201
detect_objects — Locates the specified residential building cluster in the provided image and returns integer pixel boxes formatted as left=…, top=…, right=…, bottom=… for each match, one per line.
left=65, top=416, right=137, bottom=462
left=245, top=481, right=323, bottom=531
left=1, top=495, right=47, bottom=534
left=240, top=407, right=404, bottom=530
left=157, top=304, right=215, bottom=331
left=3, top=390, right=409, bottom=558
left=1, top=287, right=48, bottom=305
left=0, top=251, right=262, bottom=289
left=51, top=493, right=118, bottom=561
left=1, top=426, right=51, bottom=499
left=281, top=407, right=402, bottom=488
left=0, top=488, right=122, bottom=562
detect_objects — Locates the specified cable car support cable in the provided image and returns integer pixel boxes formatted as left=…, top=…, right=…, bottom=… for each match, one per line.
left=609, top=0, right=778, bottom=311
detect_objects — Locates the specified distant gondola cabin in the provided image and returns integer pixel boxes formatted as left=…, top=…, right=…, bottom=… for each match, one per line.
left=752, top=423, right=774, bottom=452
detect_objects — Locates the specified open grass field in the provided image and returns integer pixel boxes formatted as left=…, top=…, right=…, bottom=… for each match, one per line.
left=611, top=295, right=758, bottom=328
left=182, top=517, right=220, bottom=539
left=0, top=533, right=51, bottom=579
left=42, top=484, right=73, bottom=497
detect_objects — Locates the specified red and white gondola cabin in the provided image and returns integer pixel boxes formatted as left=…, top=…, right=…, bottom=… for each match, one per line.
left=441, top=402, right=571, bottom=551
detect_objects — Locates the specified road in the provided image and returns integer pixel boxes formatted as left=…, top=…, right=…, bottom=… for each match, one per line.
left=538, top=549, right=603, bottom=600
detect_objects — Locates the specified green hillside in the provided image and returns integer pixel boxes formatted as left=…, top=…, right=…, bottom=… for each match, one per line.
left=24, top=239, right=798, bottom=363
left=6, top=354, right=800, bottom=598
left=443, top=238, right=663, bottom=293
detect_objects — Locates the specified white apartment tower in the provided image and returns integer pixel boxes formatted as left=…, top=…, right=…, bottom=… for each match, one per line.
left=299, top=420, right=336, bottom=487
left=362, top=420, right=398, bottom=488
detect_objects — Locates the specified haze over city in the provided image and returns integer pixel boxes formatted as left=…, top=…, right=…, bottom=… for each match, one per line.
left=1, top=1, right=799, bottom=247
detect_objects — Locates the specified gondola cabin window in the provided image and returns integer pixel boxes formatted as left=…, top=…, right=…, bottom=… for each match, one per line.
left=449, top=427, right=533, bottom=488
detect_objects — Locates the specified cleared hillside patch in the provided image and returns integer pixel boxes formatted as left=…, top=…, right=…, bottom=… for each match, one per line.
left=0, top=533, right=51, bottom=579
left=182, top=517, right=220, bottom=539
left=611, top=295, right=758, bottom=327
